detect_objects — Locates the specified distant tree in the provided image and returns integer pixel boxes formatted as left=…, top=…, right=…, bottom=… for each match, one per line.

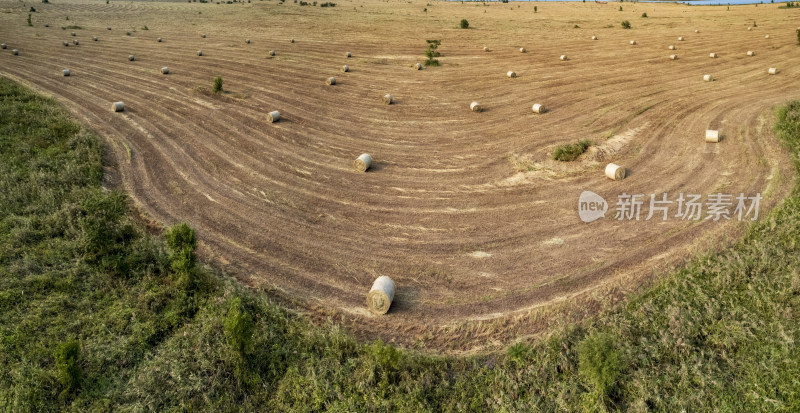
left=213, top=76, right=223, bottom=93
left=460, top=18, right=469, bottom=29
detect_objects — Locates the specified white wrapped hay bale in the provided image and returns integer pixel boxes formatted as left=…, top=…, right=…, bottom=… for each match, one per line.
left=709, top=52, right=717, bottom=58
left=111, top=102, right=124, bottom=112
left=93, top=36, right=98, bottom=41
left=246, top=39, right=250, bottom=44
left=705, top=130, right=720, bottom=143
left=591, top=35, right=597, bottom=40
left=291, top=38, right=295, bottom=43
left=520, top=47, right=526, bottom=53
left=157, top=37, right=162, bottom=42
left=71, top=32, right=76, bottom=36
left=353, top=153, right=372, bottom=172
left=560, top=55, right=567, bottom=61
left=768, top=68, right=777, bottom=75
left=470, top=101, right=481, bottom=112
left=483, top=46, right=489, bottom=52
left=415, top=63, right=422, bottom=70
left=678, top=36, right=684, bottom=41
left=269, top=50, right=275, bottom=56
left=197, top=50, right=203, bottom=56
left=366, top=276, right=395, bottom=315
left=747, top=51, right=755, bottom=56
left=0, top=43, right=5, bottom=49
left=532, top=103, right=545, bottom=114
left=12, top=49, right=18, bottom=55
left=764, top=34, right=770, bottom=39
left=73, top=40, right=79, bottom=45
left=668, top=45, right=675, bottom=50
left=605, top=163, right=626, bottom=180
left=201, top=34, right=206, bottom=38
left=266, top=111, right=280, bottom=123
left=703, top=74, right=712, bottom=82
left=507, top=71, right=517, bottom=78
left=342, top=65, right=349, bottom=72
left=346, top=51, right=351, bottom=57
left=63, top=69, right=70, bottom=76
left=128, top=55, right=135, bottom=61
left=383, top=94, right=393, bottom=105
left=326, top=77, right=336, bottom=85
left=630, top=40, right=637, bottom=45
left=748, top=27, right=752, bottom=31
left=161, top=67, right=169, bottom=74
left=694, top=29, right=700, bottom=33
left=669, top=54, right=678, bottom=60
left=63, top=41, right=69, bottom=47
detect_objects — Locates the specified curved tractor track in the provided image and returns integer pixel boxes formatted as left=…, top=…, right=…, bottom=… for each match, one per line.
left=2, top=0, right=798, bottom=351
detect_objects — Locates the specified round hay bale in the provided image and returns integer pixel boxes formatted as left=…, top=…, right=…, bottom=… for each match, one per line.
left=630, top=40, right=636, bottom=45
left=483, top=46, right=489, bottom=52
left=703, top=74, right=712, bottom=82
left=157, top=37, right=162, bottom=42
left=269, top=50, right=275, bottom=56
left=366, top=276, right=395, bottom=315
left=246, top=39, right=250, bottom=44
left=415, top=63, right=422, bottom=70
left=470, top=101, right=482, bottom=112
left=346, top=51, right=351, bottom=57
left=532, top=103, right=545, bottom=114
left=11, top=49, right=18, bottom=56
left=201, top=34, right=206, bottom=38
left=161, top=67, right=169, bottom=74
left=669, top=54, right=678, bottom=60
left=266, top=110, right=280, bottom=123
left=768, top=67, right=777, bottom=75
left=353, top=153, right=372, bottom=172
left=709, top=52, right=717, bottom=58
left=326, top=77, right=336, bottom=85
left=126, top=32, right=131, bottom=36
left=93, top=36, right=98, bottom=41
left=747, top=51, right=755, bottom=56
left=63, top=69, right=70, bottom=76
left=107, top=26, right=111, bottom=30
left=694, top=29, right=700, bottom=33
left=111, top=101, right=124, bottom=112
left=560, top=55, right=567, bottom=61
left=73, top=40, right=79, bottom=45
left=747, top=26, right=752, bottom=31
left=591, top=35, right=598, bottom=40
left=0, top=43, right=6, bottom=49
left=197, top=50, right=203, bottom=56
left=128, top=55, right=135, bottom=61
left=764, top=34, right=770, bottom=39
left=668, top=45, right=676, bottom=50
left=45, top=24, right=49, bottom=27
left=291, top=38, right=295, bottom=43
left=63, top=41, right=69, bottom=47
left=383, top=94, right=393, bottom=105
left=71, top=32, right=76, bottom=36
left=605, top=163, right=626, bottom=180
left=342, top=65, right=349, bottom=72
left=520, top=47, right=526, bottom=53
left=507, top=70, right=517, bottom=78
left=61, top=26, right=66, bottom=30
left=705, top=129, right=720, bottom=143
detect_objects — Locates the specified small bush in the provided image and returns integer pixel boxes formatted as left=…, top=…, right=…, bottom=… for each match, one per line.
left=224, top=297, right=254, bottom=356
left=55, top=340, right=81, bottom=398
left=141, top=25, right=148, bottom=30
left=213, top=76, right=223, bottom=93
left=29, top=6, right=36, bottom=12
left=460, top=19, right=469, bottom=29
left=578, top=332, right=622, bottom=400
left=641, top=12, right=647, bottom=17
left=424, top=39, right=440, bottom=66
left=164, top=222, right=197, bottom=289
left=621, top=20, right=631, bottom=29
left=552, top=140, right=592, bottom=161
left=619, top=5, right=622, bottom=11
left=27, top=13, right=32, bottom=26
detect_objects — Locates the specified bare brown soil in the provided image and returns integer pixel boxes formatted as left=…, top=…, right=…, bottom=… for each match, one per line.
left=2, top=0, right=798, bottom=352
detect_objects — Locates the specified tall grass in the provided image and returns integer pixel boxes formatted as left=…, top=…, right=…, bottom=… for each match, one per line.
left=2, top=76, right=800, bottom=410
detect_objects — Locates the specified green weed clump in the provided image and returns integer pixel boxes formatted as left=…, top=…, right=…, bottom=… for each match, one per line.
left=621, top=20, right=631, bottom=29
left=424, top=39, right=440, bottom=66
left=460, top=18, right=469, bottom=29
left=552, top=139, right=592, bottom=161
left=213, top=75, right=223, bottom=93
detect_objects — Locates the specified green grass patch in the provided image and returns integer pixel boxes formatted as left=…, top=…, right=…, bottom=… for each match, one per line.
left=552, top=139, right=592, bottom=161
left=2, top=76, right=800, bottom=411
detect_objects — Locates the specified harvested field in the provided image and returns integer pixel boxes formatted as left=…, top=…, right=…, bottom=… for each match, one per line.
left=1, top=0, right=798, bottom=351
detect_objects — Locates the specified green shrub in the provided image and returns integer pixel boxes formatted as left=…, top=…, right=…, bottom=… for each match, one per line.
left=55, top=340, right=81, bottom=398
left=224, top=297, right=254, bottom=356
left=164, top=222, right=197, bottom=289
left=534, top=5, right=537, bottom=12
left=552, top=140, right=592, bottom=161
left=213, top=76, right=223, bottom=93
left=621, top=20, right=631, bottom=29
left=578, top=332, right=622, bottom=399
left=460, top=18, right=469, bottom=29
left=424, top=39, right=441, bottom=66
left=641, top=12, right=647, bottom=17
left=27, top=14, right=32, bottom=26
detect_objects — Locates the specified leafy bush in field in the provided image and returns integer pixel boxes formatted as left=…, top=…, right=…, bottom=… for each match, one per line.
left=621, top=20, right=631, bottom=29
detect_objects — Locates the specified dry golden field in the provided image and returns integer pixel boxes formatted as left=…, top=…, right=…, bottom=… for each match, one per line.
left=1, top=0, right=799, bottom=351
